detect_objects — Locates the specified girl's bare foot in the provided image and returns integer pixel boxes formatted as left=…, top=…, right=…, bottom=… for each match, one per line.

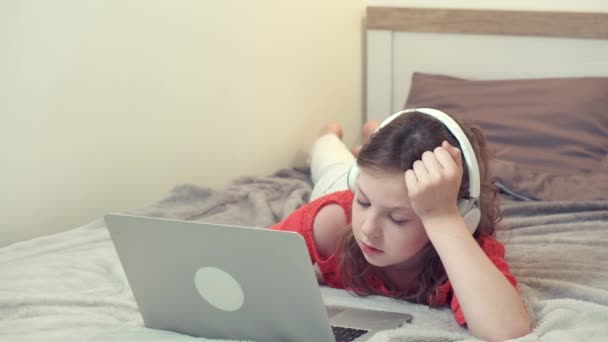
left=362, top=119, right=380, bottom=143
left=351, top=145, right=362, bottom=157
left=352, top=120, right=380, bottom=157
left=321, top=122, right=343, bottom=140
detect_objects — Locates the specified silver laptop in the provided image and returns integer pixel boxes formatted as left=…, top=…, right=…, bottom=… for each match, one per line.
left=105, top=214, right=412, bottom=342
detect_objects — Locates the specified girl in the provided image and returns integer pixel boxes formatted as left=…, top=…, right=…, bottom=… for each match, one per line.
left=270, top=109, right=530, bottom=342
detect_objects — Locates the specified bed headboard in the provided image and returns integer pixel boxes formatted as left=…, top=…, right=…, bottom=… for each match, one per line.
left=365, top=6, right=608, bottom=121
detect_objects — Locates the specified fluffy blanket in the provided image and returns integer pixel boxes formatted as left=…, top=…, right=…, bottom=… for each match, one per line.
left=1, top=168, right=607, bottom=342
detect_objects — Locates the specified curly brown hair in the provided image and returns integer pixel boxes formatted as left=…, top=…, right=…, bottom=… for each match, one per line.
left=338, top=111, right=502, bottom=304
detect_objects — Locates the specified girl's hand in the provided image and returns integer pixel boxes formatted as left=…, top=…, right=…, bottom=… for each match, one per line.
left=404, top=141, right=463, bottom=224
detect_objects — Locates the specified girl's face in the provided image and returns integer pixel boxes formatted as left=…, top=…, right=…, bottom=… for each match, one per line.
left=351, top=167, right=430, bottom=270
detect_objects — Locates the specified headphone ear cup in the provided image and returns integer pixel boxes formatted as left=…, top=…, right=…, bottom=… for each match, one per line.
left=346, top=162, right=359, bottom=192
left=464, top=208, right=481, bottom=235
left=458, top=199, right=481, bottom=234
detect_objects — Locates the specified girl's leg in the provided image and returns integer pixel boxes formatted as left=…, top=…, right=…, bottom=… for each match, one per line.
left=308, top=120, right=381, bottom=202
left=309, top=123, right=354, bottom=202
left=351, top=119, right=380, bottom=157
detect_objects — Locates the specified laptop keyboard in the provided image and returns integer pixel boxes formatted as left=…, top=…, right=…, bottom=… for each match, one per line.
left=332, top=326, right=368, bottom=342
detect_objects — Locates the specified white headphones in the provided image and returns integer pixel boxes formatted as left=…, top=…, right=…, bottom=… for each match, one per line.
left=346, top=108, right=482, bottom=234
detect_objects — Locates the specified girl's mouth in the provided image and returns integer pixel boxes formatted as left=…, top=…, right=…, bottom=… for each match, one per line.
left=360, top=242, right=383, bottom=255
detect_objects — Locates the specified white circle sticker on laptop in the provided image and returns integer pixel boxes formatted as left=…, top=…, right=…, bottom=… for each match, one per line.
left=194, top=267, right=244, bottom=311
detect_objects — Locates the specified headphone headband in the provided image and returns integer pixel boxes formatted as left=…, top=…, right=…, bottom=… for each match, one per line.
left=349, top=108, right=481, bottom=199
left=345, top=108, right=482, bottom=233
left=389, top=108, right=480, bottom=199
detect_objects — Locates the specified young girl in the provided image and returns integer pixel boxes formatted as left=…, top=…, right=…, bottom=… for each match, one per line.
left=270, top=109, right=531, bottom=341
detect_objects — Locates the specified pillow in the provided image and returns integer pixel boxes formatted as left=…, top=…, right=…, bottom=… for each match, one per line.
left=490, top=158, right=608, bottom=201
left=405, top=72, right=608, bottom=200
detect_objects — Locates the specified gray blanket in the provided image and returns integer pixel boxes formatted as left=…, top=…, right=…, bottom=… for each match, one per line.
left=1, top=168, right=607, bottom=342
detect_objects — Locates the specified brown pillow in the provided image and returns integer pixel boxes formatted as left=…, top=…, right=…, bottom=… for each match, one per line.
left=405, top=72, right=608, bottom=200
left=490, top=158, right=608, bottom=201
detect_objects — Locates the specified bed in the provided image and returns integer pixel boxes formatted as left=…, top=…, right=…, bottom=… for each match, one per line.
left=2, top=6, right=608, bottom=342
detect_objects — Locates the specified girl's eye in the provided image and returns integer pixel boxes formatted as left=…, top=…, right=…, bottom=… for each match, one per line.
left=356, top=199, right=370, bottom=208
left=390, top=217, right=408, bottom=225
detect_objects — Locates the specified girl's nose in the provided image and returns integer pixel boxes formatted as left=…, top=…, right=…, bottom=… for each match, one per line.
left=361, top=213, right=380, bottom=239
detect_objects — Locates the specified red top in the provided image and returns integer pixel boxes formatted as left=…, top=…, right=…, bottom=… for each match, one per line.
left=270, top=190, right=517, bottom=326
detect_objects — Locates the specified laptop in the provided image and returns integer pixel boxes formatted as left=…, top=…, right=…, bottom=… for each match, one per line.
left=105, top=214, right=412, bottom=342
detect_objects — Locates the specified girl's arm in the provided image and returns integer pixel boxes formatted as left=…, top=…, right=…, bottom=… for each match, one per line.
left=404, top=141, right=530, bottom=341
left=272, top=192, right=350, bottom=286
left=423, top=214, right=530, bottom=342
left=313, top=263, right=326, bottom=284
left=312, top=203, right=348, bottom=259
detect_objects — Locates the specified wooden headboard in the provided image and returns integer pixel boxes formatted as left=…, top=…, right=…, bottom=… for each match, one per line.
left=365, top=6, right=608, bottom=122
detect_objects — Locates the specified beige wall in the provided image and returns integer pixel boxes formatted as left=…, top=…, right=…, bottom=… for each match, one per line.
left=0, top=0, right=365, bottom=246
